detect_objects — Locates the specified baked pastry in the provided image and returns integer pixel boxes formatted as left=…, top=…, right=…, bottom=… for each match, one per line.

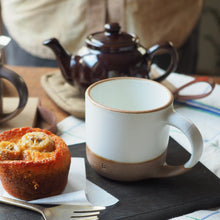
left=0, top=127, right=71, bottom=200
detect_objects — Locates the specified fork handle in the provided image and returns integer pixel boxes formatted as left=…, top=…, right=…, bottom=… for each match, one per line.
left=0, top=196, right=44, bottom=216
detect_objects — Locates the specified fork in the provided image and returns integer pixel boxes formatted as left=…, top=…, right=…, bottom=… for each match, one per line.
left=0, top=196, right=105, bottom=220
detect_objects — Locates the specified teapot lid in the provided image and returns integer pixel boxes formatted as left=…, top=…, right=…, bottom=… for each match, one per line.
left=85, top=23, right=139, bottom=52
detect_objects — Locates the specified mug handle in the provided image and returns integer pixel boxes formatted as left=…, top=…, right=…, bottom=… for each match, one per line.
left=146, top=42, right=178, bottom=82
left=157, top=109, right=203, bottom=177
left=0, top=66, right=28, bottom=123
left=173, top=76, right=215, bottom=100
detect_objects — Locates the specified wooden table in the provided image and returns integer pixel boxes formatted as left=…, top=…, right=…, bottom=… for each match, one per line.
left=4, top=65, right=220, bottom=124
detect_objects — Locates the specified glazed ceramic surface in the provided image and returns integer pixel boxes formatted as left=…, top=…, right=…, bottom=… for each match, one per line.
left=85, top=77, right=203, bottom=181
left=44, top=23, right=178, bottom=94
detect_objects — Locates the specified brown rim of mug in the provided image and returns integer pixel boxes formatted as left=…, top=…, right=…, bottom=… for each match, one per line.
left=86, top=77, right=174, bottom=114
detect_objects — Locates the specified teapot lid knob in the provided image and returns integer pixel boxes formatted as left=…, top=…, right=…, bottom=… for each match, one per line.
left=104, top=23, right=121, bottom=35
left=86, top=22, right=138, bottom=52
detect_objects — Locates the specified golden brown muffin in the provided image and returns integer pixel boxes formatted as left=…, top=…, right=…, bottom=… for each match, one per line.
left=0, top=127, right=71, bottom=200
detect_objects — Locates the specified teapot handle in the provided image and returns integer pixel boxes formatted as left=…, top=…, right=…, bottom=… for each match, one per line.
left=146, top=42, right=178, bottom=82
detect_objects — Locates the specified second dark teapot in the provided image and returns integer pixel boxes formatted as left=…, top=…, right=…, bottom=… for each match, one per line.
left=44, top=23, right=178, bottom=94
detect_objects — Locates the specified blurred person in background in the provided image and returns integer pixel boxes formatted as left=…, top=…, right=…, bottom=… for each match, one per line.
left=0, top=0, right=203, bottom=74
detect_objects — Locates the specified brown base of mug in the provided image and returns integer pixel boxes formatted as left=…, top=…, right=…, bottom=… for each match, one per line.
left=86, top=145, right=169, bottom=181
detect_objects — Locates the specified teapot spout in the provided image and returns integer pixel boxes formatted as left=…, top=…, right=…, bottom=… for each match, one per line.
left=43, top=38, right=72, bottom=83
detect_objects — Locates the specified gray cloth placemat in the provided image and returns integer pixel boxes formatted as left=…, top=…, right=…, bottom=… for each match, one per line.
left=41, top=71, right=85, bottom=119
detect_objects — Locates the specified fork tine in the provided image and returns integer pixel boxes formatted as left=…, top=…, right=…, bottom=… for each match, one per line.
left=70, top=206, right=105, bottom=220
left=70, top=217, right=98, bottom=220
left=71, top=211, right=100, bottom=217
left=72, top=205, right=106, bottom=212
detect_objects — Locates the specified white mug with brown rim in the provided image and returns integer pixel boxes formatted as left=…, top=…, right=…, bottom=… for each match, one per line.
left=85, top=77, right=203, bottom=181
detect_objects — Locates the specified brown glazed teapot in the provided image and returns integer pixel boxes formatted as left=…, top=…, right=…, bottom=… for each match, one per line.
left=44, top=23, right=178, bottom=94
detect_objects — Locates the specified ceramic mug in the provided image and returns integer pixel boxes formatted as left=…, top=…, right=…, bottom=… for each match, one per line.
left=85, top=77, right=203, bottom=181
left=0, top=66, right=28, bottom=123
